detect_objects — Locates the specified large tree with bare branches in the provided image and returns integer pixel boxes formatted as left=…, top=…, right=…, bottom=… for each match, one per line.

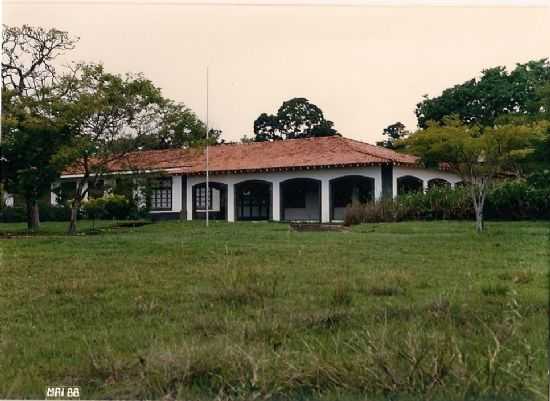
left=2, top=24, right=78, bottom=97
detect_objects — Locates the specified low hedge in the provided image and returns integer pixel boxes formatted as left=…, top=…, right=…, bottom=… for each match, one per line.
left=0, top=194, right=139, bottom=223
left=0, top=204, right=75, bottom=223
left=344, top=179, right=550, bottom=225
left=82, top=194, right=134, bottom=220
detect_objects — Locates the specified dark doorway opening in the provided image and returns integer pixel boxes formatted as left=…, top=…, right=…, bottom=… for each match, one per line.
left=397, top=175, right=423, bottom=195
left=235, top=180, right=272, bottom=221
left=428, top=178, right=451, bottom=189
left=330, top=175, right=375, bottom=221
left=280, top=178, right=321, bottom=222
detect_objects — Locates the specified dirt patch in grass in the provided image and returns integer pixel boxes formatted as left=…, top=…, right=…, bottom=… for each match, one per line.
left=289, top=222, right=350, bottom=232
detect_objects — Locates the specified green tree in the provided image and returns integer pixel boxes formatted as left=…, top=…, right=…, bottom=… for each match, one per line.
left=376, top=122, right=409, bottom=149
left=1, top=109, right=70, bottom=230
left=55, top=63, right=164, bottom=234
left=415, top=59, right=550, bottom=128
left=253, top=97, right=338, bottom=141
left=404, top=116, right=545, bottom=232
left=531, top=83, right=550, bottom=167
left=254, top=113, right=281, bottom=141
left=1, top=24, right=78, bottom=230
left=132, top=99, right=221, bottom=150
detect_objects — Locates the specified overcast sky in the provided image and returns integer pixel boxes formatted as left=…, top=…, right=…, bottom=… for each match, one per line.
left=4, top=2, right=550, bottom=143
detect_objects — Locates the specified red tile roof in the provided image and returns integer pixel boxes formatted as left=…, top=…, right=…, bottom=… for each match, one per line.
left=62, top=136, right=418, bottom=176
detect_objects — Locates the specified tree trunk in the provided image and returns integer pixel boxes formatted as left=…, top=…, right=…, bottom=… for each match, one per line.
left=471, top=186, right=487, bottom=233
left=25, top=199, right=33, bottom=231
left=25, top=198, right=40, bottom=231
left=67, top=203, right=79, bottom=235
left=31, top=201, right=40, bottom=230
left=68, top=177, right=87, bottom=235
left=474, top=205, right=484, bottom=233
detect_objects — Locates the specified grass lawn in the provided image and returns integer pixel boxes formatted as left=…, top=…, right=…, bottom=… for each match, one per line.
left=0, top=220, right=548, bottom=400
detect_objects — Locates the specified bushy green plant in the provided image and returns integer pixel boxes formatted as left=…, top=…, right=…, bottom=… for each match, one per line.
left=400, top=186, right=473, bottom=220
left=486, top=179, right=550, bottom=220
left=0, top=206, right=26, bottom=223
left=82, top=197, right=107, bottom=220
left=344, top=179, right=550, bottom=225
left=103, top=194, right=132, bottom=220
left=37, top=203, right=72, bottom=221
left=527, top=169, right=550, bottom=188
left=0, top=204, right=73, bottom=223
left=82, top=194, right=132, bottom=221
left=111, top=176, right=148, bottom=219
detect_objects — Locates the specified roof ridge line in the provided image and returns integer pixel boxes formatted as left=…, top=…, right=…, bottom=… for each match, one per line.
left=339, top=137, right=392, bottom=162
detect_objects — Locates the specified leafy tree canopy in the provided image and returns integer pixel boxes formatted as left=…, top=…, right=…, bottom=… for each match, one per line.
left=415, top=59, right=550, bottom=128
left=253, top=97, right=339, bottom=141
left=53, top=63, right=167, bottom=233
left=130, top=100, right=222, bottom=150
left=376, top=122, right=409, bottom=149
left=403, top=116, right=546, bottom=232
left=1, top=106, right=70, bottom=215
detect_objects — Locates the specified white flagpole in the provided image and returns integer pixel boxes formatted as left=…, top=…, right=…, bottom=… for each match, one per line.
left=205, top=66, right=209, bottom=227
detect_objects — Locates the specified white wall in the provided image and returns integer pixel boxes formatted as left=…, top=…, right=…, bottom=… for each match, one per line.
left=172, top=176, right=183, bottom=212
left=50, top=183, right=59, bottom=206
left=49, top=165, right=462, bottom=221
left=3, top=192, right=14, bottom=207
left=187, top=166, right=382, bottom=223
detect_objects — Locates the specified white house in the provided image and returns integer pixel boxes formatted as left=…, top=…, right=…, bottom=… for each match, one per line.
left=54, top=136, right=462, bottom=223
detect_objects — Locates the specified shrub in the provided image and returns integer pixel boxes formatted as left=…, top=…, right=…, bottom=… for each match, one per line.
left=82, top=197, right=107, bottom=220
left=82, top=194, right=132, bottom=221
left=38, top=204, right=72, bottom=221
left=343, top=198, right=413, bottom=225
left=486, top=179, right=550, bottom=220
left=344, top=179, right=550, bottom=225
left=103, top=194, right=132, bottom=220
left=0, top=204, right=73, bottom=223
left=0, top=206, right=26, bottom=223
left=111, top=176, right=148, bottom=219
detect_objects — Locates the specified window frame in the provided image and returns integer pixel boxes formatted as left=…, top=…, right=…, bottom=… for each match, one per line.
left=150, top=177, right=173, bottom=211
left=195, top=186, right=213, bottom=211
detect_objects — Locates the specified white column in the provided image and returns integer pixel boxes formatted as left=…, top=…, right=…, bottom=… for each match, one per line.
left=172, top=176, right=182, bottom=212
left=186, top=177, right=193, bottom=220
left=4, top=193, right=14, bottom=207
left=81, top=180, right=89, bottom=201
left=50, top=183, right=59, bottom=206
left=422, top=179, right=428, bottom=193
left=227, top=183, right=235, bottom=222
left=374, top=168, right=383, bottom=201
left=272, top=181, right=281, bottom=221
left=392, top=173, right=398, bottom=199
left=321, top=178, right=330, bottom=223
